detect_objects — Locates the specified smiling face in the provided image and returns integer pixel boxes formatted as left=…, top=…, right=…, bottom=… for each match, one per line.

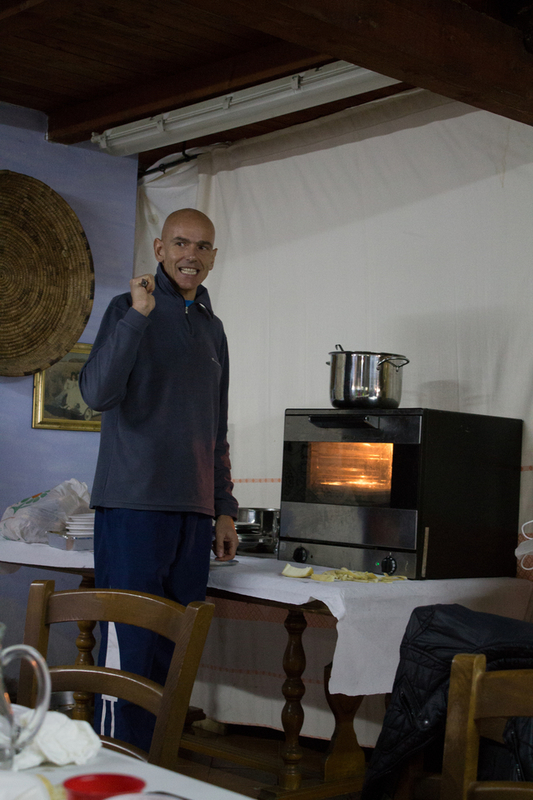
left=154, top=209, right=217, bottom=300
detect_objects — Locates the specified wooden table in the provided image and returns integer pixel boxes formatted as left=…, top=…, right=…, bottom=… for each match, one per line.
left=3, top=542, right=533, bottom=800
left=195, top=556, right=533, bottom=799
left=191, top=588, right=366, bottom=800
left=0, top=542, right=362, bottom=798
left=0, top=540, right=96, bottom=689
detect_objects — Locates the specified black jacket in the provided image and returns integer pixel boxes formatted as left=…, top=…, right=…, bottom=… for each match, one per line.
left=361, top=603, right=533, bottom=799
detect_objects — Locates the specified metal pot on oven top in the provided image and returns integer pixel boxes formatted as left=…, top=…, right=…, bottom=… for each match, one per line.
left=328, top=345, right=409, bottom=409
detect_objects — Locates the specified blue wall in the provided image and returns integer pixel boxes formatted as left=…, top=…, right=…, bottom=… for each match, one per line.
left=0, top=103, right=139, bottom=665
left=0, top=103, right=139, bottom=508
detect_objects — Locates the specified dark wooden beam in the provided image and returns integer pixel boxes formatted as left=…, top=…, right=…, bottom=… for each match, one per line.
left=0, top=0, right=49, bottom=22
left=175, top=0, right=533, bottom=128
left=0, top=0, right=73, bottom=28
left=47, top=41, right=332, bottom=144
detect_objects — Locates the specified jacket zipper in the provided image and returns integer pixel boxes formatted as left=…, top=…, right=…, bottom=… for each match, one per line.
left=399, top=689, right=415, bottom=723
left=508, top=726, right=524, bottom=781
left=184, top=303, right=192, bottom=333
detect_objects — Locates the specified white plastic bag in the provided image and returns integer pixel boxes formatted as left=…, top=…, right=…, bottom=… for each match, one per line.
left=0, top=479, right=90, bottom=543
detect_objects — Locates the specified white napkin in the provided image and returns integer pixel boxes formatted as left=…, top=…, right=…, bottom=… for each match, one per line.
left=0, top=773, right=51, bottom=800
left=12, top=709, right=101, bottom=771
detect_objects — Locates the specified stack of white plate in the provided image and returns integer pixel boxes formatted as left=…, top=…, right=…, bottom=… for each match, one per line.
left=65, top=512, right=95, bottom=536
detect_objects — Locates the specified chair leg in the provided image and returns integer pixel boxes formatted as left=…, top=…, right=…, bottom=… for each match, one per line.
left=394, top=751, right=426, bottom=800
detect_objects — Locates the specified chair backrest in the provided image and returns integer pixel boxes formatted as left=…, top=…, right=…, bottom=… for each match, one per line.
left=18, top=579, right=214, bottom=770
left=440, top=652, right=533, bottom=799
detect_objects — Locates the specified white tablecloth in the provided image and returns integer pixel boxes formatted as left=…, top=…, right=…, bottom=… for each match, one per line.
left=3, top=541, right=533, bottom=744
left=207, top=556, right=533, bottom=696
left=25, top=750, right=249, bottom=799
left=0, top=539, right=93, bottom=572
left=2, top=542, right=532, bottom=694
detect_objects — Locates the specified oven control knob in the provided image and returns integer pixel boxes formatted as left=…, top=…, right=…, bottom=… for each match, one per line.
left=381, top=556, right=397, bottom=575
left=293, top=546, right=309, bottom=563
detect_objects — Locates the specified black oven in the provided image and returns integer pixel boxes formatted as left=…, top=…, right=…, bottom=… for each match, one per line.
left=278, top=408, right=522, bottom=579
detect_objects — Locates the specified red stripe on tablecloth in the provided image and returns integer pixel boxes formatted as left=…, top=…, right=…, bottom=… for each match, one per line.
left=233, top=478, right=281, bottom=483
left=197, top=663, right=322, bottom=684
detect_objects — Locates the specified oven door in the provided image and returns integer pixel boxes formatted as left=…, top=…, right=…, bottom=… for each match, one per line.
left=279, top=409, right=421, bottom=551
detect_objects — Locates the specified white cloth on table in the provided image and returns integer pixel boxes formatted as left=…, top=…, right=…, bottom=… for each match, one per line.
left=27, top=750, right=251, bottom=799
left=3, top=539, right=530, bottom=691
left=12, top=707, right=101, bottom=771
left=333, top=575, right=533, bottom=695
left=0, top=539, right=93, bottom=572
left=191, top=592, right=342, bottom=740
left=0, top=773, right=51, bottom=800
left=207, top=556, right=533, bottom=696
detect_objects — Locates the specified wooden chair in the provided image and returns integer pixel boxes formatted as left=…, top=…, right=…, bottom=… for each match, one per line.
left=439, top=652, right=533, bottom=799
left=17, top=579, right=214, bottom=771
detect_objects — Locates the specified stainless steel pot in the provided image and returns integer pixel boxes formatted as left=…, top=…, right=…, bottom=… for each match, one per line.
left=328, top=345, right=409, bottom=408
left=235, top=508, right=280, bottom=553
left=235, top=507, right=279, bottom=536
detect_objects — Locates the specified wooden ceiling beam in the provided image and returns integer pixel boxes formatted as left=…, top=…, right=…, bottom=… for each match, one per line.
left=47, top=41, right=332, bottom=144
left=0, top=0, right=50, bottom=22
left=177, top=0, right=533, bottom=127
left=0, top=0, right=74, bottom=28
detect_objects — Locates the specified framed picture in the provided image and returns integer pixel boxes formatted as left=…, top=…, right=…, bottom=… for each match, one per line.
left=32, top=343, right=101, bottom=431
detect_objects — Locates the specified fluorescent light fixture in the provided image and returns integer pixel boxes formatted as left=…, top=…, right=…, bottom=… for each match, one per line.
left=91, top=61, right=399, bottom=157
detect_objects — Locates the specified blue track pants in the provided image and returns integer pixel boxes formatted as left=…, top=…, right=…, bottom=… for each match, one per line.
left=93, top=507, right=213, bottom=751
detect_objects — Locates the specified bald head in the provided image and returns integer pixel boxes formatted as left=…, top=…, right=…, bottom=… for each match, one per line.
left=161, top=208, right=215, bottom=244
left=154, top=208, right=217, bottom=300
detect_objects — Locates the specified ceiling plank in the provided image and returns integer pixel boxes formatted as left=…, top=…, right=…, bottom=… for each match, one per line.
left=0, top=0, right=75, bottom=30
left=4, top=34, right=143, bottom=88
left=0, top=0, right=48, bottom=21
left=47, top=41, right=332, bottom=143
left=174, top=0, right=533, bottom=127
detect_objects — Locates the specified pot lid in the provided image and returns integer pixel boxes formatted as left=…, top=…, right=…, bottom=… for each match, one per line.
left=329, top=349, right=407, bottom=358
left=0, top=170, right=94, bottom=377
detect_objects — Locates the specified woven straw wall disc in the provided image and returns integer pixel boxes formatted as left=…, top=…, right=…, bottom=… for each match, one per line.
left=0, top=170, right=94, bottom=377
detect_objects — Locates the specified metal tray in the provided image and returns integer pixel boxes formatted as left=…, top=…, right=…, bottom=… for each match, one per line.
left=47, top=531, right=94, bottom=551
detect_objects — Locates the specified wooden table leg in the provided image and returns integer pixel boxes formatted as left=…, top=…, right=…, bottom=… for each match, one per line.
left=72, top=573, right=96, bottom=722
left=279, top=608, right=308, bottom=791
left=260, top=627, right=366, bottom=800
left=322, top=662, right=366, bottom=781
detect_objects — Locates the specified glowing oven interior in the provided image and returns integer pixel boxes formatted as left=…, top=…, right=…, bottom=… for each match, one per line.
left=307, top=442, right=393, bottom=506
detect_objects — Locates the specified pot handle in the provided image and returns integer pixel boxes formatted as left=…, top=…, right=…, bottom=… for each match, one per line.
left=326, top=344, right=344, bottom=364
left=377, top=355, right=409, bottom=371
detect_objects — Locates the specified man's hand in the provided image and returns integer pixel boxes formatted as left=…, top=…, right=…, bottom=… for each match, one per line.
left=213, top=514, right=238, bottom=561
left=130, top=274, right=155, bottom=316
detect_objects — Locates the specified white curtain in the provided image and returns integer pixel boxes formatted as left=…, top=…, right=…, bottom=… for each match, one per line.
left=135, top=158, right=199, bottom=276
left=136, top=89, right=533, bottom=565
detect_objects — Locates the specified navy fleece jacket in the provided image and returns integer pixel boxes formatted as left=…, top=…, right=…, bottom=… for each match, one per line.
left=79, top=265, right=237, bottom=518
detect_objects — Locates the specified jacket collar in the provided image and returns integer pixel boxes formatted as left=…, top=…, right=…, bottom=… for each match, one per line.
left=155, top=263, right=214, bottom=317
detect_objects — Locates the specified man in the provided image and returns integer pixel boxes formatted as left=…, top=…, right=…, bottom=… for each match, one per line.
left=79, top=208, right=238, bottom=749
